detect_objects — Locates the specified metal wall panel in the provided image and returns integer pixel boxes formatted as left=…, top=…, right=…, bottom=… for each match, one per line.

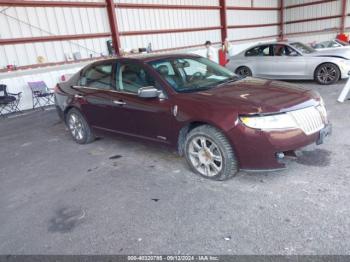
left=228, top=26, right=279, bottom=40
left=227, top=10, right=279, bottom=25
left=287, top=32, right=336, bottom=44
left=252, top=0, right=279, bottom=8
left=284, top=0, right=343, bottom=43
left=116, top=9, right=220, bottom=31
left=114, top=0, right=219, bottom=6
left=286, top=1, right=341, bottom=21
left=227, top=0, right=279, bottom=7
left=0, top=7, right=109, bottom=38
left=120, top=30, right=221, bottom=51
left=345, top=0, right=350, bottom=28
left=285, top=18, right=340, bottom=34
left=0, top=37, right=110, bottom=68
left=29, top=0, right=106, bottom=2
left=0, top=5, right=110, bottom=67
left=0, top=0, right=281, bottom=69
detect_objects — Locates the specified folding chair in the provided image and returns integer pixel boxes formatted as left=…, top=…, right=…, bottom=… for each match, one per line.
left=28, top=81, right=55, bottom=110
left=0, top=84, right=22, bottom=117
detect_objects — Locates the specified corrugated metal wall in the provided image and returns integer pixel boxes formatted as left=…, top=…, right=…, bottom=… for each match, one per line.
left=0, top=0, right=281, bottom=69
left=0, top=2, right=110, bottom=68
left=284, top=0, right=345, bottom=44
left=228, top=0, right=279, bottom=41
left=115, top=0, right=221, bottom=51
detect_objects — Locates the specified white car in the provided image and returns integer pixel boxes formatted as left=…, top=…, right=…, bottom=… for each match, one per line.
left=227, top=42, right=350, bottom=85
left=313, top=39, right=350, bottom=50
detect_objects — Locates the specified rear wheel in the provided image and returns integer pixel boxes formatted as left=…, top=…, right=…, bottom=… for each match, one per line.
left=184, top=125, right=238, bottom=181
left=66, top=108, right=94, bottom=144
left=235, top=66, right=252, bottom=77
left=314, top=63, right=340, bottom=85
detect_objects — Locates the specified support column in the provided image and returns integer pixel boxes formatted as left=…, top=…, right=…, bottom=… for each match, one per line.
left=279, top=0, right=284, bottom=40
left=340, top=0, right=347, bottom=34
left=106, top=0, right=121, bottom=56
left=219, top=0, right=228, bottom=43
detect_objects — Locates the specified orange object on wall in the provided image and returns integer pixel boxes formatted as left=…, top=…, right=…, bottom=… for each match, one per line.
left=337, top=33, right=349, bottom=42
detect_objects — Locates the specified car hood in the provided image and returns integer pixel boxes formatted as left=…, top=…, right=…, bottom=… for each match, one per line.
left=305, top=48, right=350, bottom=59
left=189, top=78, right=320, bottom=114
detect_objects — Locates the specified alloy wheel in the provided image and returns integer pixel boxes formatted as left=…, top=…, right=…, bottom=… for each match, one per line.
left=317, top=65, right=337, bottom=84
left=188, top=136, right=223, bottom=177
left=237, top=67, right=251, bottom=77
left=68, top=113, right=84, bottom=141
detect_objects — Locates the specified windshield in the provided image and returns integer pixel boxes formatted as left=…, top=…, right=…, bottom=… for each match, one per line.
left=148, top=57, right=237, bottom=93
left=290, top=42, right=315, bottom=54
left=335, top=39, right=350, bottom=46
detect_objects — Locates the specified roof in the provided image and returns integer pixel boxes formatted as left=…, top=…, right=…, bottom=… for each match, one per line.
left=93, top=53, right=201, bottom=64
left=124, top=53, right=201, bottom=62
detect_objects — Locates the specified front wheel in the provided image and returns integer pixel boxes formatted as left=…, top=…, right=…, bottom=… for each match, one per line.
left=314, top=63, right=340, bottom=85
left=184, top=125, right=239, bottom=181
left=66, top=108, right=95, bottom=144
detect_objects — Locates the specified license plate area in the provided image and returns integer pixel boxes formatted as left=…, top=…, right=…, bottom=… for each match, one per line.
left=316, top=124, right=332, bottom=145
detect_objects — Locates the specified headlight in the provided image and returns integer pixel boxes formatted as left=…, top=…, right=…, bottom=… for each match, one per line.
left=319, top=96, right=325, bottom=106
left=240, top=113, right=298, bottom=130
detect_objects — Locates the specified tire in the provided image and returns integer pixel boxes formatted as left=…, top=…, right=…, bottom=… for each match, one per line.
left=235, top=66, right=252, bottom=77
left=66, top=108, right=95, bottom=144
left=184, top=125, right=239, bottom=181
left=314, top=63, right=340, bottom=85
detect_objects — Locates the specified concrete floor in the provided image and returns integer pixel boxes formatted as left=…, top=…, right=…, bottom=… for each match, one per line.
left=0, top=80, right=350, bottom=255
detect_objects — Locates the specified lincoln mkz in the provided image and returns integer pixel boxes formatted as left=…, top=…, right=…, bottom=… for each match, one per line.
left=55, top=54, right=331, bottom=180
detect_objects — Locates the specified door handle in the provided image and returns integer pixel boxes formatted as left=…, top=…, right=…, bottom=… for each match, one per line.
left=75, top=94, right=84, bottom=99
left=113, top=100, right=126, bottom=105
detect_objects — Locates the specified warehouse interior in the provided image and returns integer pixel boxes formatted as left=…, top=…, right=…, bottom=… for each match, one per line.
left=1, top=0, right=350, bottom=257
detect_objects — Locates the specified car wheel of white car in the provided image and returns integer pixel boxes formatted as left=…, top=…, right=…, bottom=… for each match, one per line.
left=235, top=66, right=252, bottom=78
left=314, top=63, right=340, bottom=85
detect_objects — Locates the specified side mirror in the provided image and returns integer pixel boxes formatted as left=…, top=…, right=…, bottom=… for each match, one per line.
left=138, top=86, right=159, bottom=98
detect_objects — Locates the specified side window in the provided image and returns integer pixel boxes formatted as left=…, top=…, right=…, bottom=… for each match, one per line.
left=80, top=63, right=113, bottom=90
left=116, top=63, right=156, bottom=94
left=245, top=45, right=271, bottom=57
left=273, top=44, right=285, bottom=56
left=152, top=62, right=175, bottom=76
left=182, top=59, right=207, bottom=76
left=273, top=45, right=297, bottom=56
left=245, top=46, right=260, bottom=56
left=285, top=46, right=298, bottom=56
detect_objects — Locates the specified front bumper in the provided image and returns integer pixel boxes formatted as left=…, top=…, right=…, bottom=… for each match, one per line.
left=339, top=61, right=350, bottom=79
left=227, top=123, right=331, bottom=170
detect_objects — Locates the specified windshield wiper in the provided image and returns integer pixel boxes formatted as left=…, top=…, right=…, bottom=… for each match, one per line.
left=215, top=76, right=241, bottom=87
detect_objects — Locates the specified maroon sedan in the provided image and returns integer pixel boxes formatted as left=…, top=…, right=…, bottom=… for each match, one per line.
left=55, top=54, right=331, bottom=180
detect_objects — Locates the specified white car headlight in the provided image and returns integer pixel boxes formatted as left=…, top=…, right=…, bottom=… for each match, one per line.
left=240, top=113, right=298, bottom=130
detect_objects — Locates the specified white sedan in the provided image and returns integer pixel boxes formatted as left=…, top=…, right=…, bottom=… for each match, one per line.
left=227, top=41, right=350, bottom=85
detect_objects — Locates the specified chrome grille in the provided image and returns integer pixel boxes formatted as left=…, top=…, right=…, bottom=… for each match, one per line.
left=288, top=105, right=327, bottom=135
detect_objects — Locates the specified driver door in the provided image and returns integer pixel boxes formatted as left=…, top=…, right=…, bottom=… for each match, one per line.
left=270, top=44, right=307, bottom=79
left=113, top=60, right=177, bottom=144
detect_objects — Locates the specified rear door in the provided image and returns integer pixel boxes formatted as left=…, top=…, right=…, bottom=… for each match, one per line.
left=244, top=44, right=274, bottom=77
left=75, top=60, right=132, bottom=132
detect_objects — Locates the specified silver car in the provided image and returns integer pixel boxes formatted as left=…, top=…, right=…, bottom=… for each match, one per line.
left=227, top=42, right=350, bottom=85
left=314, top=39, right=350, bottom=50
